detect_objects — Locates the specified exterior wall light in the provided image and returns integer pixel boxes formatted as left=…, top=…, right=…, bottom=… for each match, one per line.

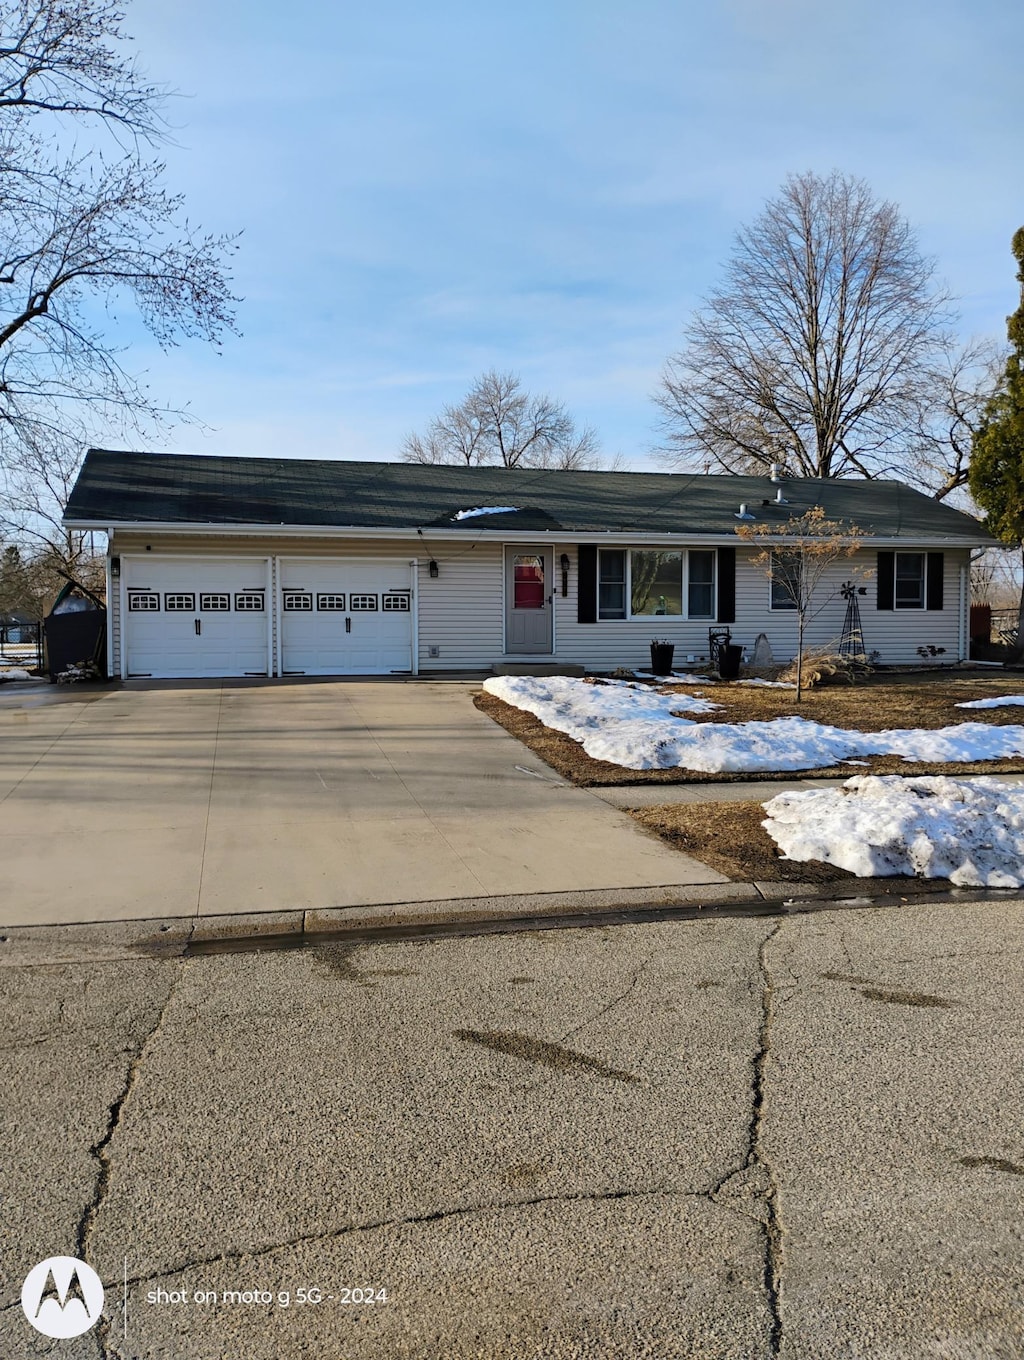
left=560, top=553, right=570, bottom=596
left=428, top=559, right=439, bottom=578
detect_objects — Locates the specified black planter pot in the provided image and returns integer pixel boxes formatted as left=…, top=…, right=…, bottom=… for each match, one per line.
left=718, top=643, right=743, bottom=680
left=650, top=642, right=675, bottom=676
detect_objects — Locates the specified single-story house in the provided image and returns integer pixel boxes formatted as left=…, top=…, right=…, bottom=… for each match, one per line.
left=63, top=448, right=996, bottom=680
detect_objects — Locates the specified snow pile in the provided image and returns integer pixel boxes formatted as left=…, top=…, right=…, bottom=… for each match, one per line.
left=763, top=775, right=1024, bottom=886
left=483, top=675, right=1024, bottom=773
left=453, top=506, right=518, bottom=520
left=956, top=695, right=1024, bottom=710
left=736, top=678, right=797, bottom=689
left=633, top=671, right=716, bottom=684
left=0, top=667, right=31, bottom=681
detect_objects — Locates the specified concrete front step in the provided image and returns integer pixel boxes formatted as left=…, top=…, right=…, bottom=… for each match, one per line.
left=491, top=661, right=586, bottom=677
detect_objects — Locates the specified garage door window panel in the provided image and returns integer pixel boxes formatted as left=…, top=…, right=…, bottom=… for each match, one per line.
left=200, top=593, right=230, bottom=611
left=128, top=591, right=160, bottom=611
left=383, top=592, right=410, bottom=611
left=165, top=593, right=196, bottom=611
left=235, top=592, right=265, bottom=611
left=317, top=594, right=346, bottom=610
left=283, top=592, right=313, bottom=611
left=350, top=594, right=378, bottom=610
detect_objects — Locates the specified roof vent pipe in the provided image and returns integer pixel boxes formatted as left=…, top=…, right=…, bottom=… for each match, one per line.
left=775, top=487, right=787, bottom=504
left=769, top=463, right=780, bottom=482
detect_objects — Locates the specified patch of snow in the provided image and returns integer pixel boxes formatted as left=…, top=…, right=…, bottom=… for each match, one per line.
left=735, top=678, right=798, bottom=689
left=762, top=775, right=1024, bottom=886
left=633, top=671, right=717, bottom=684
left=956, top=695, right=1024, bottom=709
left=453, top=506, right=518, bottom=520
left=0, top=667, right=31, bottom=681
left=482, top=675, right=1024, bottom=773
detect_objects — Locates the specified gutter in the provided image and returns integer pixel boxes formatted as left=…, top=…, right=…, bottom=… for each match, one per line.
left=64, top=520, right=996, bottom=549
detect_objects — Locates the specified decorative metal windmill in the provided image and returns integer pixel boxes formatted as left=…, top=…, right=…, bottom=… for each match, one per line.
left=839, top=580, right=868, bottom=658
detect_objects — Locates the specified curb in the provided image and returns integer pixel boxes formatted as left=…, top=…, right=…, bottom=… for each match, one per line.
left=0, top=875, right=1006, bottom=964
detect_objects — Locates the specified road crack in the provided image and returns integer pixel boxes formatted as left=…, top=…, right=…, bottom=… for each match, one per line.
left=709, top=920, right=784, bottom=1356
left=125, top=1185, right=681, bottom=1289
left=73, top=960, right=184, bottom=1355
left=557, top=959, right=649, bottom=1045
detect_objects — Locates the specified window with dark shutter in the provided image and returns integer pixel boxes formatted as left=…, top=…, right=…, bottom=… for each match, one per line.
left=877, top=552, right=895, bottom=610
left=926, top=553, right=944, bottom=610
left=577, top=545, right=597, bottom=623
left=717, top=547, right=736, bottom=623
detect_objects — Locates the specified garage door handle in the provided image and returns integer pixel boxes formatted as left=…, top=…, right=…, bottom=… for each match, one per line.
left=345, top=617, right=351, bottom=633
left=195, top=618, right=201, bottom=636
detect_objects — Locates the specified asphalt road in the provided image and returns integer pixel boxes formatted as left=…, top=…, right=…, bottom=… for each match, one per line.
left=1, top=898, right=1022, bottom=1359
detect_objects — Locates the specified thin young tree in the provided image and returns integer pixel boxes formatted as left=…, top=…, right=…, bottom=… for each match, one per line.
left=968, top=228, right=1024, bottom=659
left=402, top=370, right=600, bottom=469
left=0, top=0, right=238, bottom=569
left=736, top=506, right=863, bottom=701
left=656, top=170, right=955, bottom=487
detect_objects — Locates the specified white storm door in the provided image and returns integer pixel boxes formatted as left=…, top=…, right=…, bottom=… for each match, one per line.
left=504, top=547, right=553, bottom=654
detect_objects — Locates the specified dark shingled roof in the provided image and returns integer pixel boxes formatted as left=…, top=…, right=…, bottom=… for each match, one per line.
left=64, top=448, right=994, bottom=542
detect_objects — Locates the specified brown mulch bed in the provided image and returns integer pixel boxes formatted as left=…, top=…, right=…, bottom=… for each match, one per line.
left=474, top=670, right=1024, bottom=787
left=629, top=800, right=854, bottom=883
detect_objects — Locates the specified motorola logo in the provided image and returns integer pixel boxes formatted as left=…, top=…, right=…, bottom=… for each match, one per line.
left=21, top=1256, right=104, bottom=1339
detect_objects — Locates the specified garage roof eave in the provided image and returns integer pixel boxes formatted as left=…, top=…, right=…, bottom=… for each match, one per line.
left=73, top=519, right=995, bottom=549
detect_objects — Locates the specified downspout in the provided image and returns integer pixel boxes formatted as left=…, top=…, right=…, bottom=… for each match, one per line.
left=106, top=528, right=115, bottom=679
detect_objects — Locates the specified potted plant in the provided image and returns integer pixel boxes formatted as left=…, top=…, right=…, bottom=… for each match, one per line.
left=649, top=637, right=675, bottom=676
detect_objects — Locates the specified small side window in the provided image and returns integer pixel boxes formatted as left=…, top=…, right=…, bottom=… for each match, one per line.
left=894, top=553, right=925, bottom=609
left=598, top=550, right=626, bottom=619
left=770, top=553, right=801, bottom=610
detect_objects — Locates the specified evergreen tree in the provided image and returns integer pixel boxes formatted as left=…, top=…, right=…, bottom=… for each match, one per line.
left=969, top=228, right=1024, bottom=656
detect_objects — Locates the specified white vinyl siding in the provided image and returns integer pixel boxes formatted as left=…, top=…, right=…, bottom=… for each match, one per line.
left=108, top=534, right=969, bottom=675
left=109, top=533, right=503, bottom=673
left=556, top=544, right=968, bottom=671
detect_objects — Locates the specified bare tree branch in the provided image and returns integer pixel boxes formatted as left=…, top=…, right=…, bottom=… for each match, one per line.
left=402, top=370, right=603, bottom=470
left=0, top=0, right=238, bottom=571
left=655, top=171, right=955, bottom=484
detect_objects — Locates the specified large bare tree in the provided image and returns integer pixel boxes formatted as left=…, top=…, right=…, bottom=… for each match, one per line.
left=655, top=171, right=961, bottom=490
left=402, top=370, right=601, bottom=470
left=0, top=0, right=238, bottom=570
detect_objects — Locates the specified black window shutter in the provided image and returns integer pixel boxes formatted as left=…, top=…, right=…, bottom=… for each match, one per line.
left=717, top=547, right=736, bottom=623
left=926, top=552, right=944, bottom=610
left=577, top=545, right=597, bottom=623
left=877, top=552, right=895, bottom=610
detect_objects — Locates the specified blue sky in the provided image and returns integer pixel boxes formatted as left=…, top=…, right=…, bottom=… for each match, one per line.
left=118, top=0, right=1023, bottom=469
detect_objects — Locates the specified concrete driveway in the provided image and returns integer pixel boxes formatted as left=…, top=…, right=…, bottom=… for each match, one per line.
left=0, top=679, right=725, bottom=927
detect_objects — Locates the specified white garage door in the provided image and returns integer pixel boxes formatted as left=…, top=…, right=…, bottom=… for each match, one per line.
left=280, top=560, right=413, bottom=675
left=123, top=558, right=270, bottom=678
